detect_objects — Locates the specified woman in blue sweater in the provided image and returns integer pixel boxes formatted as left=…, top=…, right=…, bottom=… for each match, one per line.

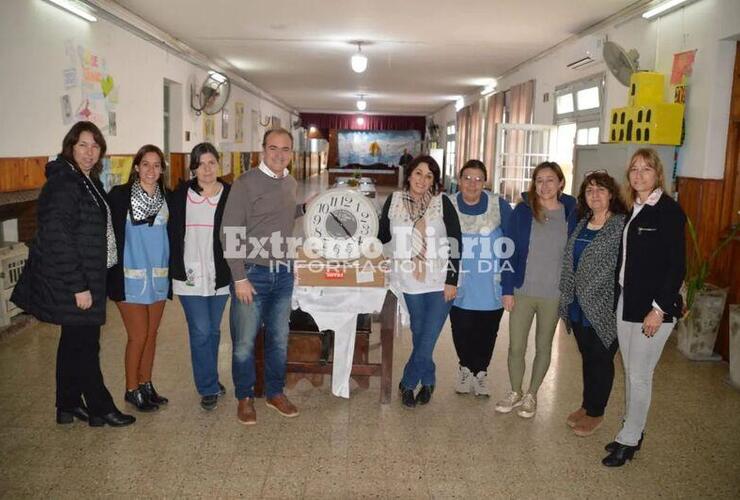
left=108, top=145, right=170, bottom=412
left=448, top=160, right=512, bottom=396
left=496, top=161, right=576, bottom=418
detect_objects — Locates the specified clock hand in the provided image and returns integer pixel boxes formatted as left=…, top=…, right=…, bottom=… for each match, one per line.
left=329, top=212, right=353, bottom=238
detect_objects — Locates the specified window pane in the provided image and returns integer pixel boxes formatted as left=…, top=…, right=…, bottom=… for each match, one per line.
left=587, top=127, right=600, bottom=144
left=556, top=93, right=574, bottom=114
left=576, top=128, right=589, bottom=145
left=576, top=87, right=600, bottom=110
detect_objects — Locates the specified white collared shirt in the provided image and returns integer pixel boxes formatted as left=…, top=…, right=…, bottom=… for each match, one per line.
left=258, top=161, right=289, bottom=179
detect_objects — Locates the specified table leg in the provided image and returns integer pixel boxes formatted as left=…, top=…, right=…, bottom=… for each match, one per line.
left=379, top=291, right=397, bottom=404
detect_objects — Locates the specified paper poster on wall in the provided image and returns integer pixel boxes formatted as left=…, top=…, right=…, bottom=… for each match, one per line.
left=63, top=68, right=78, bottom=89
left=204, top=116, right=215, bottom=143
left=251, top=110, right=260, bottom=150
left=671, top=50, right=696, bottom=106
left=100, top=156, right=133, bottom=192
left=60, top=95, right=73, bottom=125
left=60, top=42, right=119, bottom=135
left=220, top=147, right=232, bottom=176
left=234, top=102, right=245, bottom=143
left=221, top=109, right=229, bottom=139
left=108, top=112, right=117, bottom=136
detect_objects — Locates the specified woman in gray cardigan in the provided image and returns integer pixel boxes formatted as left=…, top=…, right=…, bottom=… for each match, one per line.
left=559, top=171, right=626, bottom=438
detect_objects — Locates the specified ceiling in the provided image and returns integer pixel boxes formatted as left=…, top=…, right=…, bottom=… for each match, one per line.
left=113, top=0, right=644, bottom=115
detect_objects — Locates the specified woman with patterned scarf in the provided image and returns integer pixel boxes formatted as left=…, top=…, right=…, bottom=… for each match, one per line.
left=108, top=145, right=171, bottom=412
left=558, top=171, right=626, bottom=437
left=379, top=155, right=462, bottom=408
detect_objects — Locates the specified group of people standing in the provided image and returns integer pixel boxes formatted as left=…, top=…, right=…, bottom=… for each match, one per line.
left=380, top=149, right=685, bottom=468
left=12, top=121, right=308, bottom=430
left=11, top=119, right=684, bottom=468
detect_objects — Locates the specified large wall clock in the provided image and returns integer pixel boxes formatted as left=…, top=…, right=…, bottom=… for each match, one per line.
left=303, top=189, right=379, bottom=260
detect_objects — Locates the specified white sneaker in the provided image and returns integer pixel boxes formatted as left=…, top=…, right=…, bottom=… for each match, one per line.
left=473, top=371, right=490, bottom=397
left=517, top=393, right=537, bottom=418
left=455, top=366, right=473, bottom=394
left=494, top=391, right=522, bottom=413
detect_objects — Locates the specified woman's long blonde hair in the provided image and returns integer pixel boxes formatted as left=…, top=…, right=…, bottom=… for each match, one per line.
left=624, top=148, right=666, bottom=209
left=527, top=161, right=565, bottom=222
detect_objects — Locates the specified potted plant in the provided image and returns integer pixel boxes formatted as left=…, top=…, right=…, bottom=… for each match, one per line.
left=676, top=218, right=738, bottom=361
left=730, top=304, right=740, bottom=389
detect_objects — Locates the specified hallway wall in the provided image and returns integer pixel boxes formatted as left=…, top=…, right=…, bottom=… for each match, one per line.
left=0, top=0, right=295, bottom=157
left=431, top=0, right=740, bottom=180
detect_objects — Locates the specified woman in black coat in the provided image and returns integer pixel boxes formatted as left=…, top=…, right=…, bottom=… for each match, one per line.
left=11, top=121, right=135, bottom=427
left=602, top=148, right=686, bottom=467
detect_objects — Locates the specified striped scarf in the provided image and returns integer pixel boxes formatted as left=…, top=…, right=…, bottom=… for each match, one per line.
left=402, top=190, right=432, bottom=282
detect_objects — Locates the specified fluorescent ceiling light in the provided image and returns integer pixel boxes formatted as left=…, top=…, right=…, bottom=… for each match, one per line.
left=642, top=0, right=689, bottom=19
left=208, top=70, right=227, bottom=83
left=356, top=95, right=367, bottom=111
left=454, top=97, right=465, bottom=111
left=480, top=79, right=498, bottom=95
left=45, top=0, right=97, bottom=22
left=351, top=43, right=368, bottom=73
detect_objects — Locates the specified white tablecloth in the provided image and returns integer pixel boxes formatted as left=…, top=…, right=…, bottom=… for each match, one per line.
left=292, top=286, right=389, bottom=398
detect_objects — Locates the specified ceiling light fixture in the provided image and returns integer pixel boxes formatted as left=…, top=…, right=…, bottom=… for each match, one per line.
left=454, top=97, right=465, bottom=111
left=356, top=94, right=367, bottom=111
left=351, top=43, right=368, bottom=73
left=208, top=70, right=227, bottom=83
left=44, top=0, right=97, bottom=22
left=480, top=79, right=498, bottom=95
left=642, top=0, right=690, bottom=19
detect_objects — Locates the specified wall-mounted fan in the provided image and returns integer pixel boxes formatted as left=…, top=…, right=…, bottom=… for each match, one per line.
left=191, top=71, right=231, bottom=115
left=603, top=40, right=640, bottom=87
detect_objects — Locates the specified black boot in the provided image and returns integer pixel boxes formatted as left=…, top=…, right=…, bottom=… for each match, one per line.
left=140, top=382, right=168, bottom=405
left=415, top=385, right=434, bottom=405
left=399, top=383, right=416, bottom=409
left=605, top=432, right=644, bottom=453
left=125, top=388, right=159, bottom=412
left=56, top=406, right=89, bottom=424
left=602, top=443, right=638, bottom=467
left=89, top=410, right=136, bottom=427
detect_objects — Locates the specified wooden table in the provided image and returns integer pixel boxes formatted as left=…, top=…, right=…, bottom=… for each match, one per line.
left=254, top=290, right=397, bottom=403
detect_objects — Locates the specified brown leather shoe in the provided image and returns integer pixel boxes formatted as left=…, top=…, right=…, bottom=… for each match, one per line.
left=572, top=415, right=603, bottom=437
left=265, top=394, right=299, bottom=418
left=237, top=397, right=256, bottom=425
left=566, top=407, right=587, bottom=428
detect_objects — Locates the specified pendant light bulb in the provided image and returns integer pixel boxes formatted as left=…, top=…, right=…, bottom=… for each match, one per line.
left=351, top=43, right=368, bottom=73
left=356, top=95, right=367, bottom=111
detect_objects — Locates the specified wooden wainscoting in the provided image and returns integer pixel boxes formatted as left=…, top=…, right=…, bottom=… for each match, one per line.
left=0, top=157, right=48, bottom=192
left=169, top=153, right=187, bottom=189
left=678, top=177, right=737, bottom=361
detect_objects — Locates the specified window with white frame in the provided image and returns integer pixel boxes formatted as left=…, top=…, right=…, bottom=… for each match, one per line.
left=554, top=74, right=604, bottom=146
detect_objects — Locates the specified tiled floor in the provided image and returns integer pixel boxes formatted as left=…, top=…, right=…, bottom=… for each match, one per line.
left=1, top=173, right=739, bottom=498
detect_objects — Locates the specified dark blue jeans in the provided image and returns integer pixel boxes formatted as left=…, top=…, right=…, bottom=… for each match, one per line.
left=179, top=294, right=229, bottom=396
left=229, top=264, right=294, bottom=399
left=401, top=291, right=452, bottom=389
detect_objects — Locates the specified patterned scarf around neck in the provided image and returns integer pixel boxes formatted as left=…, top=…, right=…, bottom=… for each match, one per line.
left=402, top=190, right=433, bottom=282
left=130, top=180, right=164, bottom=226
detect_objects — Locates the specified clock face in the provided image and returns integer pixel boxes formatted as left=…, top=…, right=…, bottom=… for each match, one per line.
left=303, top=188, right=379, bottom=260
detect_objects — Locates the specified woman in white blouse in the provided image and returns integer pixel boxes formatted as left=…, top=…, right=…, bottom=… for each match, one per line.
left=378, top=155, right=462, bottom=408
left=168, top=143, right=232, bottom=411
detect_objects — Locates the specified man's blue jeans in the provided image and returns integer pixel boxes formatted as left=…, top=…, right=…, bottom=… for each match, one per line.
left=401, top=291, right=452, bottom=390
left=230, top=264, right=294, bottom=399
left=179, top=294, right=229, bottom=397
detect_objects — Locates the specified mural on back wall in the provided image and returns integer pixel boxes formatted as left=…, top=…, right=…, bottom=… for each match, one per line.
left=338, top=130, right=421, bottom=166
